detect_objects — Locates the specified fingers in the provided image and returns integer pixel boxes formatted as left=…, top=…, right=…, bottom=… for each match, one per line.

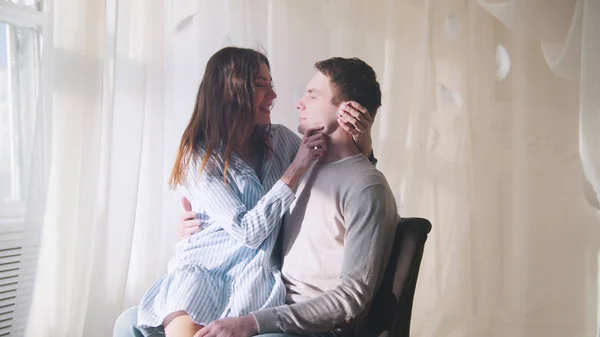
left=304, top=135, right=327, bottom=151
left=345, top=101, right=372, bottom=124
left=182, top=220, right=201, bottom=234
left=183, top=218, right=200, bottom=229
left=338, top=101, right=372, bottom=133
left=303, top=124, right=325, bottom=138
left=309, top=147, right=326, bottom=158
left=298, top=128, right=327, bottom=162
left=337, top=118, right=361, bottom=136
left=338, top=109, right=366, bottom=133
left=179, top=219, right=200, bottom=240
left=337, top=114, right=364, bottom=133
left=303, top=131, right=327, bottom=148
left=180, top=210, right=197, bottom=222
left=196, top=323, right=218, bottom=337
left=181, top=196, right=192, bottom=212
left=195, top=326, right=207, bottom=337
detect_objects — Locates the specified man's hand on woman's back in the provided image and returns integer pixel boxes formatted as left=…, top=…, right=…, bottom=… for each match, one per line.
left=179, top=196, right=201, bottom=239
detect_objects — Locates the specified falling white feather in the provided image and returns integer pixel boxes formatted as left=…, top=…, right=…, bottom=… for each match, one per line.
left=496, top=43, right=511, bottom=81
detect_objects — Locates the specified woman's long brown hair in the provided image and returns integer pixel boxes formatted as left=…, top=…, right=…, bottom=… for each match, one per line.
left=169, top=47, right=272, bottom=188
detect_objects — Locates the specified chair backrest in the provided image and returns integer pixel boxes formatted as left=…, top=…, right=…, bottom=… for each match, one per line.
left=352, top=217, right=432, bottom=337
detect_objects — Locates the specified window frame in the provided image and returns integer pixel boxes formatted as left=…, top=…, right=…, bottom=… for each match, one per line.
left=0, top=0, right=52, bottom=230
left=0, top=3, right=52, bottom=334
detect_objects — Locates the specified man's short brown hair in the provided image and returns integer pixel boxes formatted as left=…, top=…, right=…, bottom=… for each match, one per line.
left=314, top=57, right=381, bottom=118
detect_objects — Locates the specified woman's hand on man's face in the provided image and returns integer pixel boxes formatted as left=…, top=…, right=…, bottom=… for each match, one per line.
left=337, top=101, right=373, bottom=156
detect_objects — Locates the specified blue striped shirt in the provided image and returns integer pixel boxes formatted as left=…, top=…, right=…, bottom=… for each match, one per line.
left=137, top=124, right=301, bottom=327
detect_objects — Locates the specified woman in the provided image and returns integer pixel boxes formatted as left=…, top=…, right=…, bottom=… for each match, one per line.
left=132, top=47, right=373, bottom=337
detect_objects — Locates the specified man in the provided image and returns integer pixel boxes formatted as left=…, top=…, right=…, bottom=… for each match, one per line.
left=114, top=57, right=400, bottom=337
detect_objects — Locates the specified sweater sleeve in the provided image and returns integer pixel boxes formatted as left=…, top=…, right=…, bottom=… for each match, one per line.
left=251, top=184, right=398, bottom=334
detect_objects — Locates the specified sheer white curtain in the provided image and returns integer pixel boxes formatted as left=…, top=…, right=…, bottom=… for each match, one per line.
left=477, top=0, right=600, bottom=210
left=25, top=0, right=600, bottom=337
left=25, top=0, right=184, bottom=335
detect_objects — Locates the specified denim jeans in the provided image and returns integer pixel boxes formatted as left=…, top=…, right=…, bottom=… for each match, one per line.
left=112, top=306, right=337, bottom=337
left=113, top=306, right=164, bottom=337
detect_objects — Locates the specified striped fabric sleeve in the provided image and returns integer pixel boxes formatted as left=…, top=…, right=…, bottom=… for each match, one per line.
left=190, top=177, right=296, bottom=249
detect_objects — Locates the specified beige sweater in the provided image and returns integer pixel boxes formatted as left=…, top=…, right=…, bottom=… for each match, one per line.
left=252, top=154, right=400, bottom=334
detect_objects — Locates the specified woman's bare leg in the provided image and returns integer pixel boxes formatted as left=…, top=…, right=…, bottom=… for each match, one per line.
left=164, top=311, right=204, bottom=337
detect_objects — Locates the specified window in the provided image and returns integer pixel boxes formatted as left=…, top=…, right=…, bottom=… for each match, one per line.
left=0, top=22, right=39, bottom=225
left=0, top=1, right=50, bottom=335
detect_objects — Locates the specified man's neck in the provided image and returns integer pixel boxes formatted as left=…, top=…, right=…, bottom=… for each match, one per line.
left=319, top=128, right=361, bottom=164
